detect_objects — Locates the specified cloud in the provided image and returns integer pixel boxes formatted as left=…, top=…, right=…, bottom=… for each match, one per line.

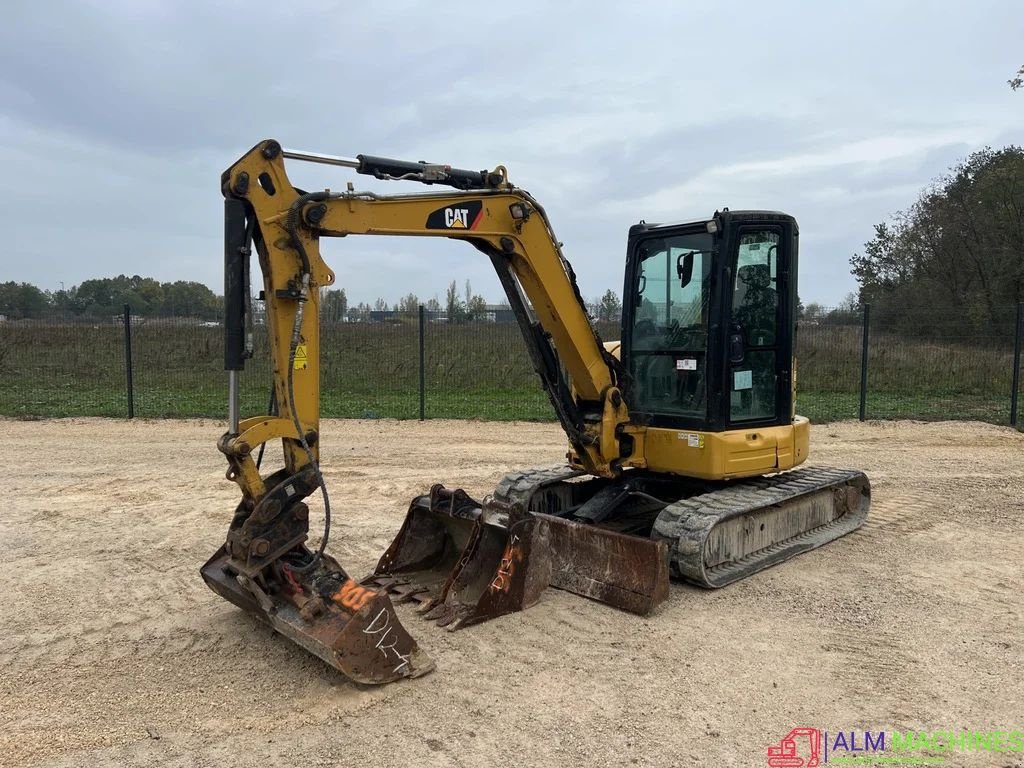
left=0, top=0, right=1021, bottom=307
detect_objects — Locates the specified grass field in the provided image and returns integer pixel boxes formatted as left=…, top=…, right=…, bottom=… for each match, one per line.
left=0, top=319, right=1020, bottom=425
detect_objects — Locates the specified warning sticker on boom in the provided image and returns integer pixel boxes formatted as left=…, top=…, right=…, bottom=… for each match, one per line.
left=293, top=345, right=308, bottom=370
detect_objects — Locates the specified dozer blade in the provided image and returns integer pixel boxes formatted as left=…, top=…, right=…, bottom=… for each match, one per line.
left=202, top=546, right=433, bottom=684
left=368, top=484, right=670, bottom=629
left=537, top=512, right=670, bottom=615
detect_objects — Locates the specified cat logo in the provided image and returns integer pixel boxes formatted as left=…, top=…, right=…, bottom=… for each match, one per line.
left=445, top=208, right=470, bottom=227
left=426, top=200, right=484, bottom=230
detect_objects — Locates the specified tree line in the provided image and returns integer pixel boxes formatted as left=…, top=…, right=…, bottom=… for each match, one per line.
left=0, top=275, right=220, bottom=320
left=850, top=145, right=1024, bottom=337
left=1, top=273, right=626, bottom=325
left=320, top=280, right=496, bottom=323
left=322, top=282, right=624, bottom=323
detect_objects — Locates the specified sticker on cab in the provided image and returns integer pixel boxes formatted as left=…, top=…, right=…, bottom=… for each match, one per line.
left=677, top=432, right=705, bottom=448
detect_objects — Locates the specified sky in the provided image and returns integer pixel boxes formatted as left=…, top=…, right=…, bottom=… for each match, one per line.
left=1, top=0, right=1021, bottom=307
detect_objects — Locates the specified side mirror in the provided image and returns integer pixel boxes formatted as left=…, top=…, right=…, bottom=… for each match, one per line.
left=728, top=330, right=745, bottom=364
left=677, top=251, right=694, bottom=288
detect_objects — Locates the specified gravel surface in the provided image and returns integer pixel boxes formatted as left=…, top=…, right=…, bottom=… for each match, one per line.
left=1, top=417, right=1022, bottom=767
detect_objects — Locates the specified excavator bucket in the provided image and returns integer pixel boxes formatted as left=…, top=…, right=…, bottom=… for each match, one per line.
left=366, top=484, right=669, bottom=629
left=368, top=485, right=485, bottom=614
left=421, top=499, right=553, bottom=629
left=367, top=485, right=551, bottom=627
left=200, top=491, right=433, bottom=684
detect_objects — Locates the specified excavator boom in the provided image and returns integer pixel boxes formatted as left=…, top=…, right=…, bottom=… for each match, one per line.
left=221, top=141, right=630, bottom=477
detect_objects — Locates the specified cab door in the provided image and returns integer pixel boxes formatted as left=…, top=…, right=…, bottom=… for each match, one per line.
left=724, top=217, right=796, bottom=428
left=620, top=224, right=717, bottom=430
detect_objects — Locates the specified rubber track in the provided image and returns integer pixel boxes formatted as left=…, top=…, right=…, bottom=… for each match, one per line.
left=652, top=466, right=869, bottom=587
left=494, top=464, right=585, bottom=506
left=495, top=464, right=870, bottom=589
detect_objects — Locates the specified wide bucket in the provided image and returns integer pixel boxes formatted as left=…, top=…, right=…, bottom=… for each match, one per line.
left=201, top=546, right=434, bottom=684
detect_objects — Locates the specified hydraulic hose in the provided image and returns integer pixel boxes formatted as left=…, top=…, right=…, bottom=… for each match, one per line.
left=281, top=193, right=340, bottom=574
left=254, top=384, right=277, bottom=470
left=280, top=273, right=333, bottom=574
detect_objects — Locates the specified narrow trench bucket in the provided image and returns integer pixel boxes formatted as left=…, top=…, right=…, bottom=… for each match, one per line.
left=367, top=485, right=484, bottom=613
left=201, top=546, right=434, bottom=684
left=424, top=502, right=553, bottom=629
left=367, top=486, right=552, bottom=628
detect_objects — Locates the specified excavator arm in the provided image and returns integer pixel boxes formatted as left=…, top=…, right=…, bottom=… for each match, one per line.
left=220, top=139, right=630, bottom=493
left=203, top=139, right=653, bottom=684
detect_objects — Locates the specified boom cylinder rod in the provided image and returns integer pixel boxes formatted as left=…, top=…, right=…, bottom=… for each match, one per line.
left=282, top=147, right=488, bottom=189
left=282, top=149, right=360, bottom=168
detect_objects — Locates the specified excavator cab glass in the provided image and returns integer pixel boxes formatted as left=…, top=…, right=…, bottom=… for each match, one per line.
left=730, top=231, right=781, bottom=421
left=628, top=232, right=713, bottom=420
left=621, top=211, right=798, bottom=432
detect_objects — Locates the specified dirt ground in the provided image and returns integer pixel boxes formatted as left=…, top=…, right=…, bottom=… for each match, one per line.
left=1, top=418, right=1022, bottom=768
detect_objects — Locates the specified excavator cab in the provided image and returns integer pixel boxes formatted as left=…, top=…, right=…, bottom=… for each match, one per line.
left=621, top=211, right=797, bottom=438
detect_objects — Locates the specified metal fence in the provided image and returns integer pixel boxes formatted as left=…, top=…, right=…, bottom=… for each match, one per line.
left=1, top=304, right=1022, bottom=427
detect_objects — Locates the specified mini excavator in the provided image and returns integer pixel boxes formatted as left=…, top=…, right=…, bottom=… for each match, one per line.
left=201, top=140, right=870, bottom=684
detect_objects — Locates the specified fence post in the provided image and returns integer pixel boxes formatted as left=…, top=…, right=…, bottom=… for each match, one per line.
left=1011, top=302, right=1022, bottom=427
left=123, top=303, right=135, bottom=419
left=418, top=304, right=426, bottom=421
left=858, top=303, right=870, bottom=422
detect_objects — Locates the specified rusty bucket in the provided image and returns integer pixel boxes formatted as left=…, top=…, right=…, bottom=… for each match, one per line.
left=421, top=500, right=553, bottom=629
left=367, top=487, right=552, bottom=628
left=367, top=482, right=670, bottom=630
left=367, top=485, right=483, bottom=612
left=201, top=545, right=434, bottom=684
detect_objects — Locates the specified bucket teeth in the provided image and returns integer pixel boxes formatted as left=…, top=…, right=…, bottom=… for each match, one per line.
left=413, top=594, right=440, bottom=612
left=422, top=603, right=449, bottom=622
left=371, top=486, right=551, bottom=629
left=366, top=575, right=401, bottom=590
left=390, top=582, right=429, bottom=604
left=435, top=608, right=462, bottom=630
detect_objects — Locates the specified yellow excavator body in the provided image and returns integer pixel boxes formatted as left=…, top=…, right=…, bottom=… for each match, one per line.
left=200, top=140, right=869, bottom=683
